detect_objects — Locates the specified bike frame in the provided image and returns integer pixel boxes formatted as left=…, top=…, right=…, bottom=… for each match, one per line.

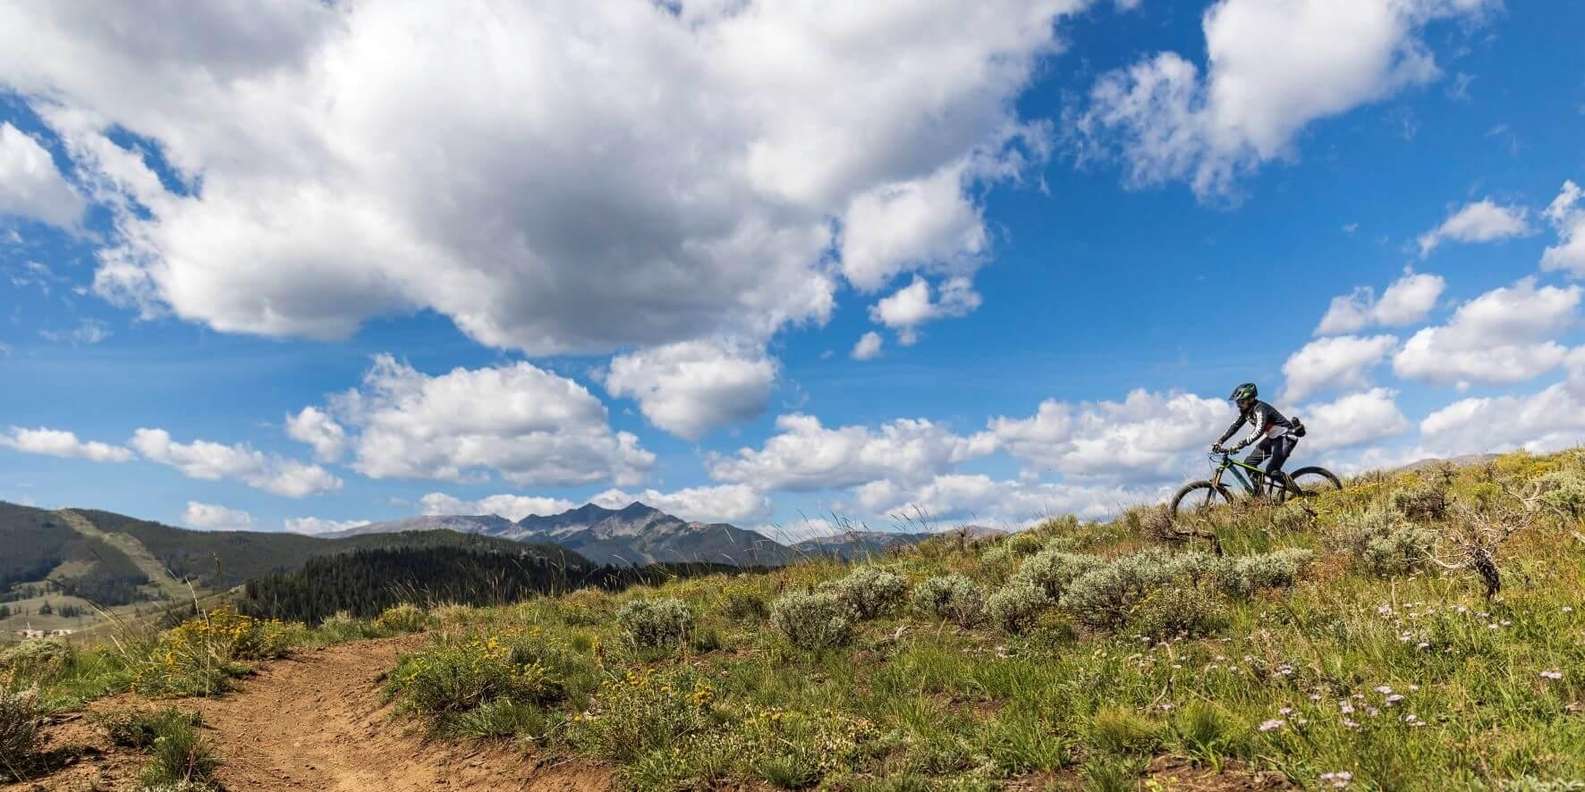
left=1209, top=453, right=1290, bottom=497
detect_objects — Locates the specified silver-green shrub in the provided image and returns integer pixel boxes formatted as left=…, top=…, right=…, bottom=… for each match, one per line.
left=1062, top=550, right=1219, bottom=628
left=1334, top=506, right=1436, bottom=577
left=1015, top=549, right=1105, bottom=603
left=1218, top=548, right=1315, bottom=597
left=616, top=598, right=695, bottom=648
left=770, top=591, right=854, bottom=649
left=0, top=638, right=72, bottom=683
left=911, top=574, right=986, bottom=627
left=1536, top=469, right=1585, bottom=520
left=986, top=580, right=1048, bottom=634
left=824, top=566, right=908, bottom=620
left=0, top=686, right=44, bottom=781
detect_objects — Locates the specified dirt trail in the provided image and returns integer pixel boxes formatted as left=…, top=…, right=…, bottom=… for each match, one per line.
left=6, top=637, right=610, bottom=792
left=192, top=636, right=610, bottom=792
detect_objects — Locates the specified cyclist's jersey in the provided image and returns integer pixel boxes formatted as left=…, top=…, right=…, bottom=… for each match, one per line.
left=1216, top=400, right=1293, bottom=449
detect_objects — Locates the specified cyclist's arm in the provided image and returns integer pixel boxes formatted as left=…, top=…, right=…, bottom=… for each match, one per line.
left=1214, top=414, right=1246, bottom=447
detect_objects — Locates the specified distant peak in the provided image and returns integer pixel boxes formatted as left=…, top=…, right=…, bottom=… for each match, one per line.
left=618, top=501, right=660, bottom=515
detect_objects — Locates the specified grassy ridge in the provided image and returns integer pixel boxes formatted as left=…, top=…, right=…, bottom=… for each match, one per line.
left=377, top=450, right=1585, bottom=790
left=5, top=450, right=1585, bottom=790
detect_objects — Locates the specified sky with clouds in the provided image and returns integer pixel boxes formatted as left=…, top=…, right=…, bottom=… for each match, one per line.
left=2, top=0, right=1584, bottom=540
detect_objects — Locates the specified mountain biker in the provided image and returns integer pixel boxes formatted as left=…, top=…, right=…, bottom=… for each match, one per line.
left=1211, top=383, right=1301, bottom=496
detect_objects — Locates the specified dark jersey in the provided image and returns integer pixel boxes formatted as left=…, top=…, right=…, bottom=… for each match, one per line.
left=1216, top=400, right=1293, bottom=450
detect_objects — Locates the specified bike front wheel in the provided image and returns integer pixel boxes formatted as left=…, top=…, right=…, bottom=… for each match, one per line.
left=1169, top=480, right=1234, bottom=519
left=1279, top=466, right=1343, bottom=502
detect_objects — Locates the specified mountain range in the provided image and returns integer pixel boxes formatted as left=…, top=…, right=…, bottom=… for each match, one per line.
left=332, top=501, right=938, bottom=565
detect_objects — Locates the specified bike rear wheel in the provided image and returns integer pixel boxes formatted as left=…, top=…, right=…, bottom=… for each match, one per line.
left=1169, top=480, right=1234, bottom=519
left=1279, top=466, right=1343, bottom=502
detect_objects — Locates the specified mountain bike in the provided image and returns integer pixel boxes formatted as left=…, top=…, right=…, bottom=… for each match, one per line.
left=1169, top=451, right=1342, bottom=519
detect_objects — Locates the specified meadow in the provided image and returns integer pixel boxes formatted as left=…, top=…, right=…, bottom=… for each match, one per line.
left=5, top=450, right=1585, bottom=791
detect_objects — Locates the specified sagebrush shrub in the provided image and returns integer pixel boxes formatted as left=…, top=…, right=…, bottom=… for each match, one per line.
left=0, top=686, right=44, bottom=781
left=616, top=598, right=694, bottom=648
left=1334, top=506, right=1436, bottom=577
left=1129, top=585, right=1227, bottom=642
left=1062, top=550, right=1212, bottom=628
left=1536, top=470, right=1585, bottom=519
left=373, top=603, right=432, bottom=634
left=910, top=574, right=985, bottom=627
left=824, top=566, right=908, bottom=620
left=1016, top=549, right=1105, bottom=603
left=986, top=581, right=1048, bottom=634
left=1218, top=549, right=1315, bottom=597
left=770, top=591, right=854, bottom=649
left=0, top=639, right=72, bottom=683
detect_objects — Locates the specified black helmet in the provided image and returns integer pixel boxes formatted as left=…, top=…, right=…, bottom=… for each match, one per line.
left=1228, top=382, right=1258, bottom=402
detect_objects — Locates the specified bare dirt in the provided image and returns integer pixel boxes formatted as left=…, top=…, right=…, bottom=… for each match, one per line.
left=5, top=636, right=612, bottom=792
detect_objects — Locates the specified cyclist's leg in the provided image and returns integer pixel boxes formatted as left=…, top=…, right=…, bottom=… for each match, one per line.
left=1245, top=440, right=1272, bottom=495
left=1266, top=436, right=1297, bottom=493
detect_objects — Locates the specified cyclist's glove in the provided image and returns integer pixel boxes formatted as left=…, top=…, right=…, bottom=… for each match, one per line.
left=1211, top=443, right=1226, bottom=453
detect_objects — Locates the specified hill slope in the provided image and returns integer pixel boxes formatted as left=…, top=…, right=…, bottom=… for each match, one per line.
left=352, top=502, right=800, bottom=566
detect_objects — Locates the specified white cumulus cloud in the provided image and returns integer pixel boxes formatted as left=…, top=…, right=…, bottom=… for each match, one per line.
left=591, top=484, right=772, bottom=524
left=285, top=406, right=346, bottom=462
left=130, top=428, right=341, bottom=497
left=1, top=426, right=134, bottom=462
left=855, top=473, right=1161, bottom=524
left=1280, top=334, right=1397, bottom=403
left=851, top=331, right=884, bottom=361
left=1, top=0, right=1090, bottom=354
left=1393, top=278, right=1579, bottom=388
left=1296, top=388, right=1410, bottom=452
left=870, top=276, right=982, bottom=345
left=710, top=413, right=993, bottom=492
left=1079, top=0, right=1495, bottom=197
left=283, top=516, right=370, bottom=536
left=1417, top=198, right=1531, bottom=257
left=986, top=390, right=1230, bottom=482
left=1542, top=180, right=1585, bottom=276
left=0, top=122, right=83, bottom=228
left=1316, top=271, right=1444, bottom=335
left=322, top=355, right=652, bottom=487
left=1419, top=349, right=1585, bottom=455
left=183, top=501, right=254, bottom=532
left=419, top=492, right=577, bottom=522
left=604, top=340, right=776, bottom=440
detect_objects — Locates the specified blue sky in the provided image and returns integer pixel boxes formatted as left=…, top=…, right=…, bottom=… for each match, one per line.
left=3, top=1, right=1584, bottom=537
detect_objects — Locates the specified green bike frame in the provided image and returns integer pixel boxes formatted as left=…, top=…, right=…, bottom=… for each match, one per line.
left=1210, top=453, right=1289, bottom=497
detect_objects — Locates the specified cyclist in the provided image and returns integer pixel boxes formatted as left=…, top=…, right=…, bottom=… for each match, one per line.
left=1211, top=383, right=1301, bottom=496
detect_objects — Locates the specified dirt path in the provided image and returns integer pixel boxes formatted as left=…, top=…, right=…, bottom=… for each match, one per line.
left=5, top=637, right=611, bottom=792
left=192, top=636, right=610, bottom=792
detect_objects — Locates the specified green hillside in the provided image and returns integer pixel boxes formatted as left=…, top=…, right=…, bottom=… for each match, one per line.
left=1, top=503, right=587, bottom=642
left=76, top=508, right=584, bottom=590
left=363, top=450, right=1585, bottom=790
left=7, top=451, right=1585, bottom=790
